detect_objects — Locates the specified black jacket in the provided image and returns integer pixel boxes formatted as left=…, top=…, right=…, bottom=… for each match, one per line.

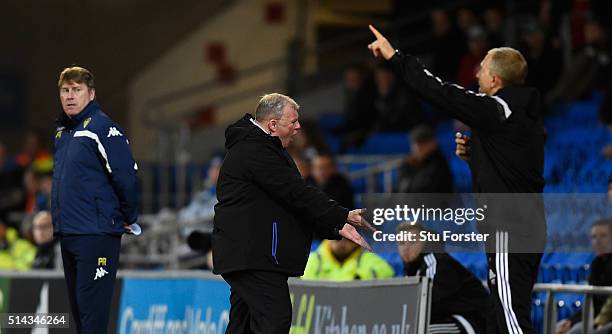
left=306, top=174, right=355, bottom=210
left=32, top=239, right=58, bottom=269
left=397, top=150, right=453, bottom=193
left=404, top=252, right=488, bottom=332
left=212, top=114, right=349, bottom=276
left=391, top=52, right=545, bottom=193
left=569, top=254, right=612, bottom=325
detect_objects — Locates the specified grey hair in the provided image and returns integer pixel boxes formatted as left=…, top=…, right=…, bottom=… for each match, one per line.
left=254, top=93, right=300, bottom=121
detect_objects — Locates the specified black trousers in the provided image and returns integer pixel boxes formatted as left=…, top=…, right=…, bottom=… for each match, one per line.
left=60, top=234, right=121, bottom=334
left=487, top=232, right=542, bottom=334
left=222, top=270, right=292, bottom=334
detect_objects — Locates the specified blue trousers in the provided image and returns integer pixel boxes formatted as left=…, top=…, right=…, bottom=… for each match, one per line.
left=60, top=234, right=121, bottom=334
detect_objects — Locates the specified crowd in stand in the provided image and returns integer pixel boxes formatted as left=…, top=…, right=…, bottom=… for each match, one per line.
left=0, top=130, right=58, bottom=270
left=0, top=7, right=610, bottom=332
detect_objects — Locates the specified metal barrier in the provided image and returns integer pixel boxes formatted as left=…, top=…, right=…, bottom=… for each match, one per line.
left=1, top=270, right=609, bottom=334
left=534, top=283, right=612, bottom=334
left=339, top=155, right=404, bottom=193
left=0, top=271, right=431, bottom=334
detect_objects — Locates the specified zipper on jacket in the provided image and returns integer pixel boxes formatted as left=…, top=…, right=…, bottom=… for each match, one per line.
left=56, top=128, right=74, bottom=233
left=272, top=222, right=279, bottom=265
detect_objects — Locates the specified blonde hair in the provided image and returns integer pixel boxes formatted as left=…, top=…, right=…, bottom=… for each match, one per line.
left=487, top=47, right=528, bottom=86
left=255, top=93, right=299, bottom=121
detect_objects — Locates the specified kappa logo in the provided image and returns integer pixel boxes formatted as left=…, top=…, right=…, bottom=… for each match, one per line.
left=107, top=127, right=123, bottom=138
left=83, top=117, right=92, bottom=128
left=55, top=130, right=62, bottom=139
left=488, top=269, right=496, bottom=284
left=94, top=267, right=108, bottom=280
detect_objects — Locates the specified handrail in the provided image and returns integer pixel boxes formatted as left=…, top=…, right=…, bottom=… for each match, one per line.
left=533, top=283, right=612, bottom=334
left=534, top=283, right=612, bottom=294
left=337, top=154, right=404, bottom=193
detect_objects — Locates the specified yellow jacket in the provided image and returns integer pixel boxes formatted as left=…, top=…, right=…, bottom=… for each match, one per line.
left=0, top=227, right=36, bottom=271
left=302, top=240, right=394, bottom=281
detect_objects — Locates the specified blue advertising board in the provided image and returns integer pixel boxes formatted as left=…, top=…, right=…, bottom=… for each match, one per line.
left=118, top=277, right=231, bottom=334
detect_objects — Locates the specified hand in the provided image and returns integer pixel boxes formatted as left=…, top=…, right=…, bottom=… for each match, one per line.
left=455, top=132, right=471, bottom=162
left=347, top=208, right=376, bottom=232
left=555, top=319, right=571, bottom=334
left=367, top=25, right=396, bottom=60
left=339, top=224, right=372, bottom=251
left=124, top=223, right=142, bottom=236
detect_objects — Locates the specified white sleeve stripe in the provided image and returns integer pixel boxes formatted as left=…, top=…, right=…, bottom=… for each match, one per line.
left=424, top=65, right=512, bottom=120
left=423, top=253, right=437, bottom=278
left=74, top=130, right=112, bottom=173
left=423, top=68, right=443, bottom=84
left=490, top=95, right=512, bottom=119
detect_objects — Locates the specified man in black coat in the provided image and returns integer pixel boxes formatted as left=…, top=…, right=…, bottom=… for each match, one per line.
left=307, top=154, right=355, bottom=209
left=212, top=93, right=373, bottom=334
left=398, top=223, right=488, bottom=334
left=369, top=26, right=546, bottom=334
left=397, top=125, right=453, bottom=193
left=556, top=219, right=612, bottom=334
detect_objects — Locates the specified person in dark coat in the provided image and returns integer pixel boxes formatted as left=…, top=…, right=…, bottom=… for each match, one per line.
left=398, top=223, right=488, bottom=334
left=32, top=210, right=59, bottom=269
left=212, top=93, right=373, bottom=334
left=556, top=219, right=612, bottom=334
left=369, top=26, right=546, bottom=334
left=397, top=125, right=453, bottom=193
left=307, top=154, right=355, bottom=209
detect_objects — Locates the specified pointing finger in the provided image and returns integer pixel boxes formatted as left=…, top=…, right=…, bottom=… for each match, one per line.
left=369, top=24, right=384, bottom=40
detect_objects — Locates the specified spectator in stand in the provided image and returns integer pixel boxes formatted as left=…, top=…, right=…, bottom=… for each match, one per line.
left=373, top=62, right=424, bottom=131
left=14, top=129, right=52, bottom=170
left=338, top=64, right=377, bottom=152
left=31, top=211, right=59, bottom=269
left=556, top=219, right=612, bottom=334
left=521, top=23, right=564, bottom=97
left=0, top=221, right=36, bottom=271
left=484, top=7, right=506, bottom=47
left=457, top=26, right=489, bottom=90
left=397, top=222, right=488, bottom=334
left=428, top=9, right=465, bottom=82
left=302, top=237, right=394, bottom=281
left=178, top=155, right=223, bottom=225
left=592, top=296, right=612, bottom=333
left=22, top=167, right=40, bottom=215
left=397, top=125, right=453, bottom=193
left=35, top=170, right=53, bottom=212
left=287, top=118, right=330, bottom=159
left=456, top=8, right=480, bottom=37
left=307, top=154, right=354, bottom=210
left=548, top=19, right=611, bottom=104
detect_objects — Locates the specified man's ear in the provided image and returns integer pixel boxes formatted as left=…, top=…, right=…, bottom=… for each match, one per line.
left=493, top=75, right=503, bottom=88
left=269, top=119, right=277, bottom=132
left=89, top=88, right=96, bottom=101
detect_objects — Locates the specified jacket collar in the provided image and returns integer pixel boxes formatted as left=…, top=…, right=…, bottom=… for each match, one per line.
left=56, top=100, right=100, bottom=128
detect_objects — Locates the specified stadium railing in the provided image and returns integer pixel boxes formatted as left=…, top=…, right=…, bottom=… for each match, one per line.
left=534, top=283, right=612, bottom=334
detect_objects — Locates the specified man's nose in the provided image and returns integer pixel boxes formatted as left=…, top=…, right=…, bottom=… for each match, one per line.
left=295, top=121, right=301, bottom=130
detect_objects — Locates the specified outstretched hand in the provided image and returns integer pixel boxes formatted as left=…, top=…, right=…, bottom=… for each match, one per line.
left=347, top=208, right=376, bottom=232
left=339, top=224, right=372, bottom=251
left=367, top=25, right=396, bottom=60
